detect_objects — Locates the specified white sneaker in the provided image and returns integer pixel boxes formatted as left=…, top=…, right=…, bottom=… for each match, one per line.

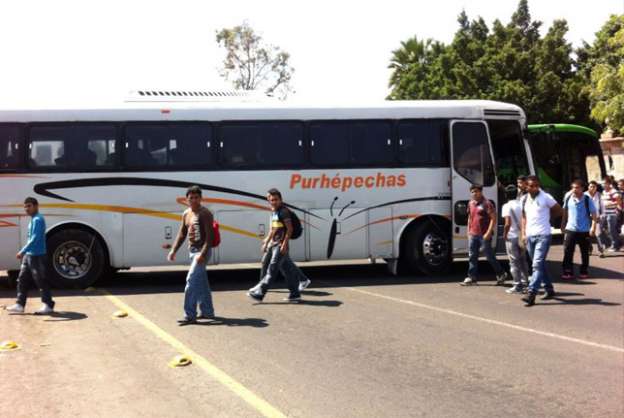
left=34, top=304, right=54, bottom=315
left=298, top=279, right=311, bottom=292
left=460, top=277, right=477, bottom=286
left=6, top=303, right=25, bottom=314
left=506, top=285, right=523, bottom=294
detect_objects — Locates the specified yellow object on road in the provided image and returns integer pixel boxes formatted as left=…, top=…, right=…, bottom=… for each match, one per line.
left=0, top=340, right=20, bottom=351
left=169, top=355, right=192, bottom=368
left=112, top=310, right=128, bottom=318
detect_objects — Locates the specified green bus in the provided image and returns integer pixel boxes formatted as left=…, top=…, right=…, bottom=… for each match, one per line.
left=526, top=124, right=606, bottom=204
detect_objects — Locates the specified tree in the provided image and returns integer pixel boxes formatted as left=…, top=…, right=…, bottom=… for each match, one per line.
left=387, top=0, right=592, bottom=126
left=580, top=15, right=624, bottom=133
left=216, top=22, right=294, bottom=99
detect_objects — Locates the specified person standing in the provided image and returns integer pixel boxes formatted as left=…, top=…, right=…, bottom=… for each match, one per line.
left=521, top=176, right=563, bottom=306
left=502, top=189, right=529, bottom=294
left=6, top=197, right=55, bottom=315
left=248, top=188, right=304, bottom=302
left=517, top=175, right=528, bottom=198
left=168, top=186, right=215, bottom=325
left=561, top=179, right=598, bottom=280
left=601, top=177, right=622, bottom=252
left=586, top=180, right=605, bottom=258
left=460, top=185, right=508, bottom=286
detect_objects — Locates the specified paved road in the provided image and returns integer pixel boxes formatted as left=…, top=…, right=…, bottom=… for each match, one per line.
left=1, top=245, right=622, bottom=418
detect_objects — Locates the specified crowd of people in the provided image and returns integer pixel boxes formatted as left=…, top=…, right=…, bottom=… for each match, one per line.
left=463, top=175, right=623, bottom=307
left=5, top=174, right=623, bottom=318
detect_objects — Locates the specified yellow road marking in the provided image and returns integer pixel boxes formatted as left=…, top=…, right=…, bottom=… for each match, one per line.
left=102, top=291, right=286, bottom=418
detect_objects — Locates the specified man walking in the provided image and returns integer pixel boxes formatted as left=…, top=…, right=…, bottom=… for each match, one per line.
left=521, top=176, right=563, bottom=306
left=601, top=176, right=622, bottom=252
left=168, top=186, right=215, bottom=325
left=461, top=185, right=507, bottom=286
left=586, top=180, right=605, bottom=257
left=248, top=188, right=305, bottom=302
left=502, top=188, right=529, bottom=294
left=561, top=180, right=598, bottom=280
left=6, top=197, right=55, bottom=315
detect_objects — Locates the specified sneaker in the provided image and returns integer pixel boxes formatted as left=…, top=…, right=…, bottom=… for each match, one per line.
left=607, top=247, right=617, bottom=253
left=298, top=279, right=311, bottom=292
left=522, top=292, right=536, bottom=307
left=198, top=313, right=215, bottom=320
left=283, top=295, right=302, bottom=302
left=460, top=277, right=477, bottom=286
left=541, top=291, right=555, bottom=300
left=247, top=291, right=264, bottom=303
left=496, top=272, right=508, bottom=286
left=579, top=273, right=589, bottom=280
left=561, top=272, right=574, bottom=280
left=34, top=304, right=54, bottom=315
left=506, top=285, right=523, bottom=294
left=599, top=251, right=605, bottom=259
left=5, top=303, right=25, bottom=314
left=177, top=317, right=197, bottom=325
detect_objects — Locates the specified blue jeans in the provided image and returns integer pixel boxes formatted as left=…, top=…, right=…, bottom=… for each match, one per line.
left=468, top=235, right=503, bottom=279
left=184, top=250, right=214, bottom=320
left=600, top=214, right=622, bottom=250
left=16, top=254, right=54, bottom=308
left=255, top=245, right=301, bottom=298
left=527, top=235, right=553, bottom=294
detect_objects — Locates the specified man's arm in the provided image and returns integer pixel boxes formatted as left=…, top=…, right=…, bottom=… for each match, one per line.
left=198, top=210, right=214, bottom=261
left=281, top=217, right=293, bottom=254
left=550, top=203, right=563, bottom=219
left=560, top=204, right=568, bottom=231
left=168, top=213, right=188, bottom=261
left=484, top=205, right=496, bottom=240
left=503, top=216, right=511, bottom=241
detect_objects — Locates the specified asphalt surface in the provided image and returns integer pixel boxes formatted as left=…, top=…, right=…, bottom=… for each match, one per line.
left=1, top=244, right=623, bottom=418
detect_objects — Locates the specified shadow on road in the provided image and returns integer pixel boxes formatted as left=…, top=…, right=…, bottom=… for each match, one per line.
left=44, top=311, right=88, bottom=321
left=187, top=316, right=269, bottom=328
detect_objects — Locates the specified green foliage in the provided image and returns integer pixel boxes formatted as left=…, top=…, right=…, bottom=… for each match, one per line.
left=580, top=15, right=624, bottom=133
left=388, top=0, right=591, bottom=126
left=216, top=22, right=294, bottom=99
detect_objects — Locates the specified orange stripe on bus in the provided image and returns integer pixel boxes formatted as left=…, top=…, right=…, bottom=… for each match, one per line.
left=346, top=214, right=422, bottom=235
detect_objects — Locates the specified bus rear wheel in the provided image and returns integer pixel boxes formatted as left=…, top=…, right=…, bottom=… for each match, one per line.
left=403, top=221, right=451, bottom=275
left=47, top=229, right=107, bottom=289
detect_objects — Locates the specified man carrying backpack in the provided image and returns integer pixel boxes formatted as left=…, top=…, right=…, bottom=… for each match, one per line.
left=561, top=179, right=599, bottom=280
left=168, top=185, right=216, bottom=325
left=248, top=188, right=307, bottom=302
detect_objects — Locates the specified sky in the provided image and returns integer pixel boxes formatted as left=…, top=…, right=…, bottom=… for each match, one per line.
left=0, top=0, right=621, bottom=106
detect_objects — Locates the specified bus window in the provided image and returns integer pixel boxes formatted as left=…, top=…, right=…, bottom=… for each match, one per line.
left=125, top=124, right=214, bottom=169
left=350, top=121, right=394, bottom=165
left=487, top=119, right=530, bottom=187
left=0, top=125, right=24, bottom=170
left=451, top=122, right=495, bottom=187
left=398, top=120, right=448, bottom=166
left=220, top=122, right=304, bottom=169
left=310, top=122, right=350, bottom=166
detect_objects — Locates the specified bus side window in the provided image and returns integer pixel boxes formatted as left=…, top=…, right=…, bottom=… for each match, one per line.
left=397, top=119, right=447, bottom=167
left=0, top=125, right=25, bottom=170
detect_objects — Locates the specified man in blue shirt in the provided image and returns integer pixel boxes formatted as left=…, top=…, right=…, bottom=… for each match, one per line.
left=561, top=179, right=598, bottom=280
left=6, top=197, right=55, bottom=315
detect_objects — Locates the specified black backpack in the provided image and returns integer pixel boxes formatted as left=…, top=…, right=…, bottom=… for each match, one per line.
left=283, top=208, right=303, bottom=239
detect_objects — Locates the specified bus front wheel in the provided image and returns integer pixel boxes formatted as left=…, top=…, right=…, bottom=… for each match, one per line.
left=403, top=221, right=451, bottom=275
left=47, top=229, right=107, bottom=289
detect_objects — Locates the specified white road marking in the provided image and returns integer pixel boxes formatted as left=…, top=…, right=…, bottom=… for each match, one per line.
left=346, top=286, right=624, bottom=354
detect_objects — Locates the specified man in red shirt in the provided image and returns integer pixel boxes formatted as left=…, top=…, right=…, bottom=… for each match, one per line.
left=461, top=185, right=508, bottom=286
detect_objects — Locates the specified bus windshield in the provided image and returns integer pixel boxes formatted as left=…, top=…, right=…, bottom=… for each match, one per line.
left=527, top=124, right=605, bottom=203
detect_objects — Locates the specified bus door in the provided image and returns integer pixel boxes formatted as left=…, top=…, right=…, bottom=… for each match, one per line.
left=449, top=121, right=498, bottom=256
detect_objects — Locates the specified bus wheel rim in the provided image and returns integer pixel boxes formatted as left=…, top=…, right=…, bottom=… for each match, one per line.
left=53, top=240, right=93, bottom=280
left=422, top=233, right=448, bottom=267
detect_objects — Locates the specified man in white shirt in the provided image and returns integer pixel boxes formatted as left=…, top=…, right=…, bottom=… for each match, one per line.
left=520, top=176, right=563, bottom=306
left=586, top=180, right=605, bottom=257
left=502, top=188, right=529, bottom=294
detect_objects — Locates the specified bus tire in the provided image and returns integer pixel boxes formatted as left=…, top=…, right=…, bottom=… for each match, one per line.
left=403, top=221, right=451, bottom=275
left=47, top=229, right=107, bottom=289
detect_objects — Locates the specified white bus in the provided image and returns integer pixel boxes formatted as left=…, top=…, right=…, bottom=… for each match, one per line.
left=0, top=91, right=534, bottom=288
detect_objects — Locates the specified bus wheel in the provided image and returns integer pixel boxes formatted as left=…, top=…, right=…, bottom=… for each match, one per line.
left=404, top=221, right=451, bottom=275
left=47, top=229, right=107, bottom=289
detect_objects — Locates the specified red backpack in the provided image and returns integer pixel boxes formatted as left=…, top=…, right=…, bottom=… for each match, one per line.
left=211, top=220, right=221, bottom=247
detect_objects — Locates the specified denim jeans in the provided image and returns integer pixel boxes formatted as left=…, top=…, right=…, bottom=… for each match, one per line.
left=505, top=238, right=529, bottom=286
left=255, top=245, right=301, bottom=298
left=468, top=235, right=503, bottom=280
left=16, top=254, right=54, bottom=308
left=600, top=214, right=622, bottom=250
left=183, top=250, right=213, bottom=320
left=527, top=235, right=553, bottom=294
